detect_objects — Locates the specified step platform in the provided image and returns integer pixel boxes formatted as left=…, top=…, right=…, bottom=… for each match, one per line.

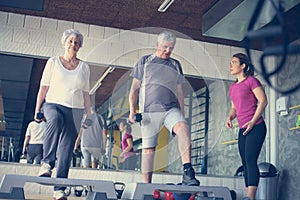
left=121, top=182, right=232, bottom=200
left=0, top=174, right=117, bottom=200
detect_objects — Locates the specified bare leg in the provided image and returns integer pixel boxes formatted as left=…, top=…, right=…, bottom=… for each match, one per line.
left=247, top=186, right=257, bottom=200
left=142, top=147, right=155, bottom=183
left=172, top=121, right=199, bottom=186
left=173, top=122, right=191, bottom=164
left=92, top=161, right=98, bottom=168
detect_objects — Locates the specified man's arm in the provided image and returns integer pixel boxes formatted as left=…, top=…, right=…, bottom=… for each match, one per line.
left=22, top=136, right=30, bottom=154
left=129, top=78, right=141, bottom=123
left=74, top=129, right=82, bottom=151
left=22, top=123, right=32, bottom=154
left=102, top=128, right=108, bottom=154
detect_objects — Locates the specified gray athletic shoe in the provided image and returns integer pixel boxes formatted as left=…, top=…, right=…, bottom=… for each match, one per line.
left=38, top=162, right=52, bottom=177
left=182, top=167, right=200, bottom=186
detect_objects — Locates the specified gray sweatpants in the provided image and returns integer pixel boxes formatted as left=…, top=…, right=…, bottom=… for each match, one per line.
left=42, top=103, right=83, bottom=191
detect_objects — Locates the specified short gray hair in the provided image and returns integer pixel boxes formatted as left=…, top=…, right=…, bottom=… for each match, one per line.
left=157, top=30, right=176, bottom=45
left=61, top=29, right=83, bottom=47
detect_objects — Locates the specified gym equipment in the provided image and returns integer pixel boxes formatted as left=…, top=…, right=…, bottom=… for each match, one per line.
left=153, top=189, right=177, bottom=200
left=133, top=113, right=142, bottom=122
left=19, top=154, right=27, bottom=164
left=35, top=112, right=44, bottom=120
left=114, top=182, right=125, bottom=199
left=153, top=183, right=195, bottom=200
left=121, top=182, right=232, bottom=200
left=0, top=174, right=117, bottom=200
left=73, top=148, right=84, bottom=158
left=296, top=113, right=300, bottom=127
left=82, top=118, right=93, bottom=129
left=127, top=113, right=142, bottom=124
left=244, top=0, right=300, bottom=95
left=65, top=185, right=92, bottom=197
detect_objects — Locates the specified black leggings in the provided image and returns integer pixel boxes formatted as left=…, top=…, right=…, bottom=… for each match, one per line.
left=238, top=121, right=266, bottom=187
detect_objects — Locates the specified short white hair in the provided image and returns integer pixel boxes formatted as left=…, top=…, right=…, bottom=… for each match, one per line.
left=61, top=29, right=83, bottom=47
left=157, top=30, right=176, bottom=45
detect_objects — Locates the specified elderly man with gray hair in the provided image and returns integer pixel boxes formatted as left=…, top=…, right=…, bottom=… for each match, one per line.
left=129, top=30, right=200, bottom=186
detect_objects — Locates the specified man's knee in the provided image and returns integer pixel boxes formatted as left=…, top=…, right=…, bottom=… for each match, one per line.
left=173, top=121, right=188, bottom=135
left=143, top=147, right=155, bottom=154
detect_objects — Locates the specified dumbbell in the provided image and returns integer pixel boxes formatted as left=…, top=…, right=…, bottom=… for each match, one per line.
left=73, top=148, right=84, bottom=158
left=82, top=118, right=93, bottom=129
left=127, top=113, right=142, bottom=124
left=35, top=112, right=44, bottom=122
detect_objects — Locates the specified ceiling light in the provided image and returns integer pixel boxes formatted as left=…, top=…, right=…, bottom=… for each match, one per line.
left=158, top=0, right=174, bottom=12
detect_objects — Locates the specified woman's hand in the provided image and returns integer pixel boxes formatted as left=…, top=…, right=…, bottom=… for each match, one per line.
left=119, top=152, right=125, bottom=163
left=34, top=86, right=48, bottom=122
left=226, top=106, right=236, bottom=129
left=225, top=118, right=233, bottom=128
left=242, top=120, right=255, bottom=135
left=120, top=152, right=124, bottom=159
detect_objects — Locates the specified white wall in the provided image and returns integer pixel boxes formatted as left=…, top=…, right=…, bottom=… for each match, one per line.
left=0, top=11, right=253, bottom=81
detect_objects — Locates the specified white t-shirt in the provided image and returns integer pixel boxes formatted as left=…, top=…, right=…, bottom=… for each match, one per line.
left=40, top=56, right=90, bottom=109
left=25, top=121, right=46, bottom=144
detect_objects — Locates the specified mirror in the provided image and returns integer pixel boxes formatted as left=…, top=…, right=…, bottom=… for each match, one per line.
left=0, top=53, right=266, bottom=176
left=87, top=63, right=266, bottom=176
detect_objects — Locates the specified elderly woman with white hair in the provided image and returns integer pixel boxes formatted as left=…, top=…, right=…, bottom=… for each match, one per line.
left=34, top=29, right=91, bottom=200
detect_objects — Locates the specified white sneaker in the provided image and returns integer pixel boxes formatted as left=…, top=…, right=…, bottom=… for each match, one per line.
left=38, top=163, right=52, bottom=177
left=53, top=190, right=67, bottom=200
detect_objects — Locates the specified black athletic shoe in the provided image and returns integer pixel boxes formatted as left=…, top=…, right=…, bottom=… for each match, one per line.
left=182, top=167, right=200, bottom=186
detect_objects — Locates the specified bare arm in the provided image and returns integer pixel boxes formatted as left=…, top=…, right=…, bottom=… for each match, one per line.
left=225, top=101, right=237, bottom=128
left=102, top=129, right=108, bottom=153
left=83, top=91, right=91, bottom=119
left=34, top=86, right=49, bottom=121
left=124, top=138, right=134, bottom=152
left=176, top=84, right=185, bottom=116
left=242, top=86, right=268, bottom=134
left=22, top=136, right=30, bottom=154
left=120, top=137, right=134, bottom=158
left=249, top=86, right=268, bottom=124
left=129, top=78, right=141, bottom=123
left=74, top=129, right=82, bottom=150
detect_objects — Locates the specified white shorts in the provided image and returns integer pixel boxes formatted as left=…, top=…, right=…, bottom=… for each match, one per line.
left=81, top=147, right=101, bottom=167
left=141, top=108, right=186, bottom=148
